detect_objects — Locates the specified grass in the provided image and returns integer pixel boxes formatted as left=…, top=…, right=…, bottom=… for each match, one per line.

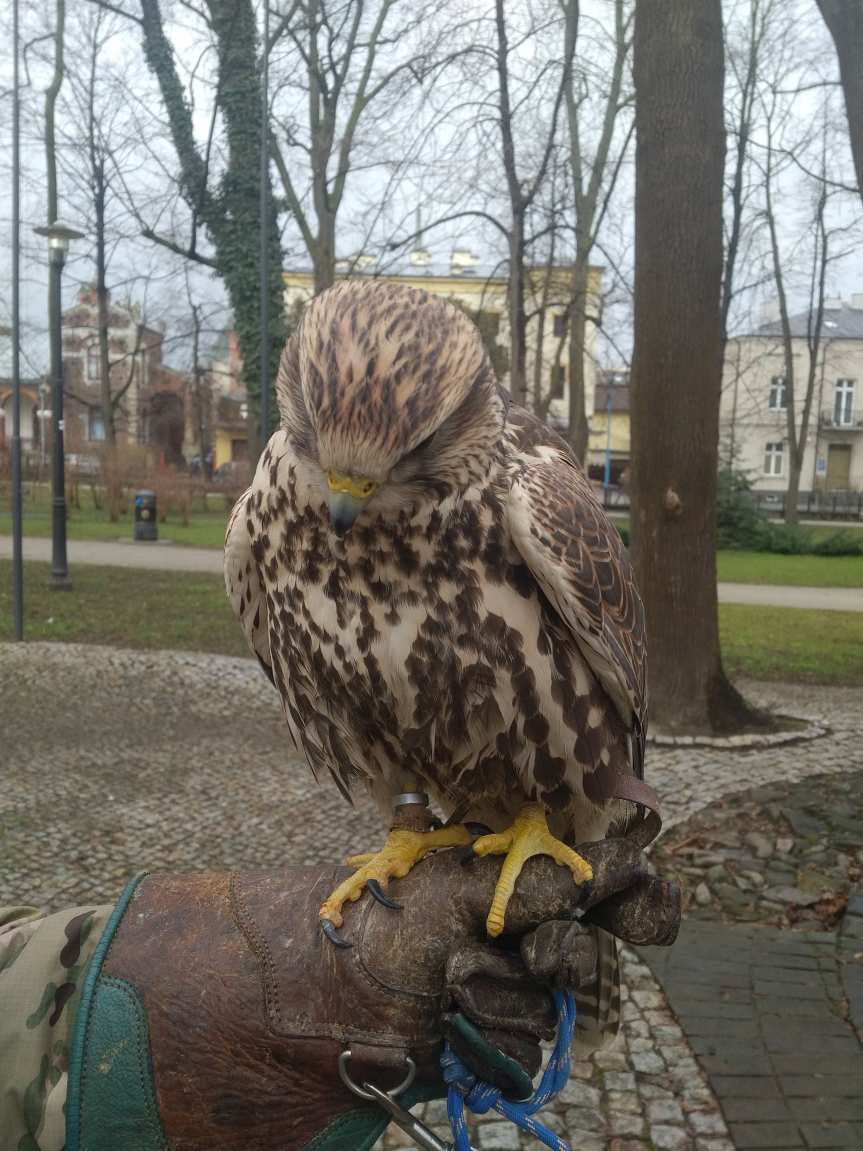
left=3, top=561, right=862, bottom=686
left=0, top=484, right=230, bottom=549
left=0, top=561, right=247, bottom=657
left=716, top=550, right=863, bottom=588
left=718, top=604, right=863, bottom=686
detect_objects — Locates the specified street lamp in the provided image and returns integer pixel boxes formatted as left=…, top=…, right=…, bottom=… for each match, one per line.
left=34, top=219, right=84, bottom=589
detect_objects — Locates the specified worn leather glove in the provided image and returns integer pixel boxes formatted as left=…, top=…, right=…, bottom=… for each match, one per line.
left=446, top=836, right=680, bottom=1090
left=66, top=845, right=678, bottom=1151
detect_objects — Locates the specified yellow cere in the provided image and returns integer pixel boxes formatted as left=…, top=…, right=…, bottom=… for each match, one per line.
left=327, top=471, right=378, bottom=500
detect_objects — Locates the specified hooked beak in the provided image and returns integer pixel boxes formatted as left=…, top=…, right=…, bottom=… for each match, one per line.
left=328, top=490, right=366, bottom=537
left=327, top=471, right=377, bottom=537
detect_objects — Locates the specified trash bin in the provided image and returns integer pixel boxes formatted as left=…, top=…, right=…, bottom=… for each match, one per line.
left=134, top=490, right=158, bottom=541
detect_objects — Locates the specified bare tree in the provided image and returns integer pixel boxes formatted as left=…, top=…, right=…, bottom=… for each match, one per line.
left=630, top=0, right=761, bottom=733
left=269, top=0, right=442, bottom=295
left=561, top=0, right=633, bottom=460
left=61, top=7, right=150, bottom=462
left=493, top=0, right=568, bottom=407
left=721, top=0, right=775, bottom=352
left=759, top=101, right=854, bottom=522
left=95, top=0, right=286, bottom=439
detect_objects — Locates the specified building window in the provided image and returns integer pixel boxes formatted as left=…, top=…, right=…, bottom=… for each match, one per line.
left=834, top=378, right=855, bottom=426
left=87, top=345, right=100, bottom=381
left=552, top=313, right=566, bottom=338
left=88, top=409, right=106, bottom=442
left=768, top=376, right=787, bottom=410
left=763, top=441, right=784, bottom=476
left=549, top=363, right=566, bottom=400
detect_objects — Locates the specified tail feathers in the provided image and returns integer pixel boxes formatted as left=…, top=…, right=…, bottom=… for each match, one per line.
left=572, top=927, right=621, bottom=1053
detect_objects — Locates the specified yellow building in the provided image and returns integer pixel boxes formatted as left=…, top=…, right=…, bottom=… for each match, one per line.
left=588, top=370, right=630, bottom=486
left=283, top=252, right=603, bottom=435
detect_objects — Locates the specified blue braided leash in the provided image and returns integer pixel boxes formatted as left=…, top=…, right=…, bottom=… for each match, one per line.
left=441, top=991, right=577, bottom=1151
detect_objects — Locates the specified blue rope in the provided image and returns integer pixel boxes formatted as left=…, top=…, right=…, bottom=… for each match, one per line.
left=441, top=991, right=576, bottom=1151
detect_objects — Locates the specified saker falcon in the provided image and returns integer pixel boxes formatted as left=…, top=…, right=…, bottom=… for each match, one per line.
left=225, top=280, right=648, bottom=982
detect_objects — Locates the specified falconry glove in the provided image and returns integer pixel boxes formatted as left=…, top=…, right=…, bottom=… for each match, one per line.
left=446, top=835, right=681, bottom=1091
left=59, top=845, right=677, bottom=1151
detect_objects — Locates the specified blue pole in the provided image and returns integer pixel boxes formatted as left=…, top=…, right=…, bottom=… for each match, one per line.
left=603, top=379, right=613, bottom=488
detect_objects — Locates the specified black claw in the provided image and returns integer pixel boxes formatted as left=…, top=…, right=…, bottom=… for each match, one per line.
left=367, top=879, right=403, bottom=910
left=459, top=845, right=479, bottom=867
left=320, top=918, right=352, bottom=949
left=465, top=822, right=492, bottom=837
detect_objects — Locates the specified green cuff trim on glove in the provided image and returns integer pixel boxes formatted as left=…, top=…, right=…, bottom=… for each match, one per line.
left=446, top=1012, right=534, bottom=1101
left=301, top=1082, right=443, bottom=1151
left=66, top=874, right=160, bottom=1151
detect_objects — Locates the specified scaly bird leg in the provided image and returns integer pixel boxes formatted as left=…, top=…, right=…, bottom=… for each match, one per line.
left=471, top=803, right=593, bottom=938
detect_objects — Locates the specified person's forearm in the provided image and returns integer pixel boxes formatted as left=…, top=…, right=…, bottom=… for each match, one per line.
left=0, top=902, right=112, bottom=1151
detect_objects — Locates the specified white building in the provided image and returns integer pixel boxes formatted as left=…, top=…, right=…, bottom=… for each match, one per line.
left=283, top=252, right=603, bottom=438
left=721, top=297, right=863, bottom=493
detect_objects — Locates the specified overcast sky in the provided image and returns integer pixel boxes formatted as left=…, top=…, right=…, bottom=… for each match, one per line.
left=0, top=0, right=860, bottom=379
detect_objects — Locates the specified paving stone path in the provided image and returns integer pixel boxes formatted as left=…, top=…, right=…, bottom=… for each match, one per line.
left=643, top=923, right=863, bottom=1151
left=2, top=642, right=862, bottom=1150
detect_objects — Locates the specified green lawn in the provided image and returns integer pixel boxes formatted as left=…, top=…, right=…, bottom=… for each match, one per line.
left=719, top=604, right=863, bottom=685
left=0, top=485, right=230, bottom=549
left=0, top=561, right=246, bottom=657
left=3, top=561, right=862, bottom=686
left=716, top=550, right=863, bottom=588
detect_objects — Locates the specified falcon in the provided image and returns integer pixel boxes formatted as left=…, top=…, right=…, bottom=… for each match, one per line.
left=225, top=280, right=647, bottom=970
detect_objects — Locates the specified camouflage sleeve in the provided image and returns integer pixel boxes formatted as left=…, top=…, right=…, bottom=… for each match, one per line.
left=0, top=903, right=112, bottom=1151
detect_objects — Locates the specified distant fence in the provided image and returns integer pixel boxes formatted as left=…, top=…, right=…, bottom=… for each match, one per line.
left=591, top=484, right=863, bottom=522
left=750, top=490, right=863, bottom=522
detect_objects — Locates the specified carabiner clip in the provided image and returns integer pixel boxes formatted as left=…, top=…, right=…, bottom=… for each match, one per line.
left=337, top=1048, right=475, bottom=1151
left=361, top=1082, right=463, bottom=1151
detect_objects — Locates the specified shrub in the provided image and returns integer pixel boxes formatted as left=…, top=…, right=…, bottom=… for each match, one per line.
left=805, top=529, right=862, bottom=557
left=716, top=467, right=769, bottom=550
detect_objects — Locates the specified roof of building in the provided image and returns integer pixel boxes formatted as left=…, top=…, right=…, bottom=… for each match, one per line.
left=285, top=254, right=602, bottom=286
left=751, top=303, right=863, bottom=341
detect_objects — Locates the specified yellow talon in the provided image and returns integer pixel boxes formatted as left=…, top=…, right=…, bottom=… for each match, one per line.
left=319, top=825, right=474, bottom=928
left=473, top=803, right=593, bottom=938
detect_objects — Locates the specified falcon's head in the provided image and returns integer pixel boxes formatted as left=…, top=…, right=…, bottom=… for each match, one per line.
left=276, top=280, right=506, bottom=534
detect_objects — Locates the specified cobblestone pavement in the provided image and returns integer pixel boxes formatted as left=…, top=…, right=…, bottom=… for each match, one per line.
left=3, top=642, right=863, bottom=1150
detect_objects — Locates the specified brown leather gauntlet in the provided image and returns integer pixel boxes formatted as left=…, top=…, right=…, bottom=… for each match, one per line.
left=91, top=854, right=590, bottom=1151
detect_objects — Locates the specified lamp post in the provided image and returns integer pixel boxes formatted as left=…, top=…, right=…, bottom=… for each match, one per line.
left=34, top=220, right=84, bottom=590
left=259, top=0, right=271, bottom=451
left=11, top=0, right=23, bottom=638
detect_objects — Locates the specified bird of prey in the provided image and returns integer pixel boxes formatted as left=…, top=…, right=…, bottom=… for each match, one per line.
left=225, top=280, right=647, bottom=968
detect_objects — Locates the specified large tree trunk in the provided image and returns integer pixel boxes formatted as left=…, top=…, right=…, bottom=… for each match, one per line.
left=816, top=0, right=863, bottom=199
left=314, top=208, right=336, bottom=295
left=630, top=0, right=759, bottom=733
left=785, top=454, right=803, bottom=524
